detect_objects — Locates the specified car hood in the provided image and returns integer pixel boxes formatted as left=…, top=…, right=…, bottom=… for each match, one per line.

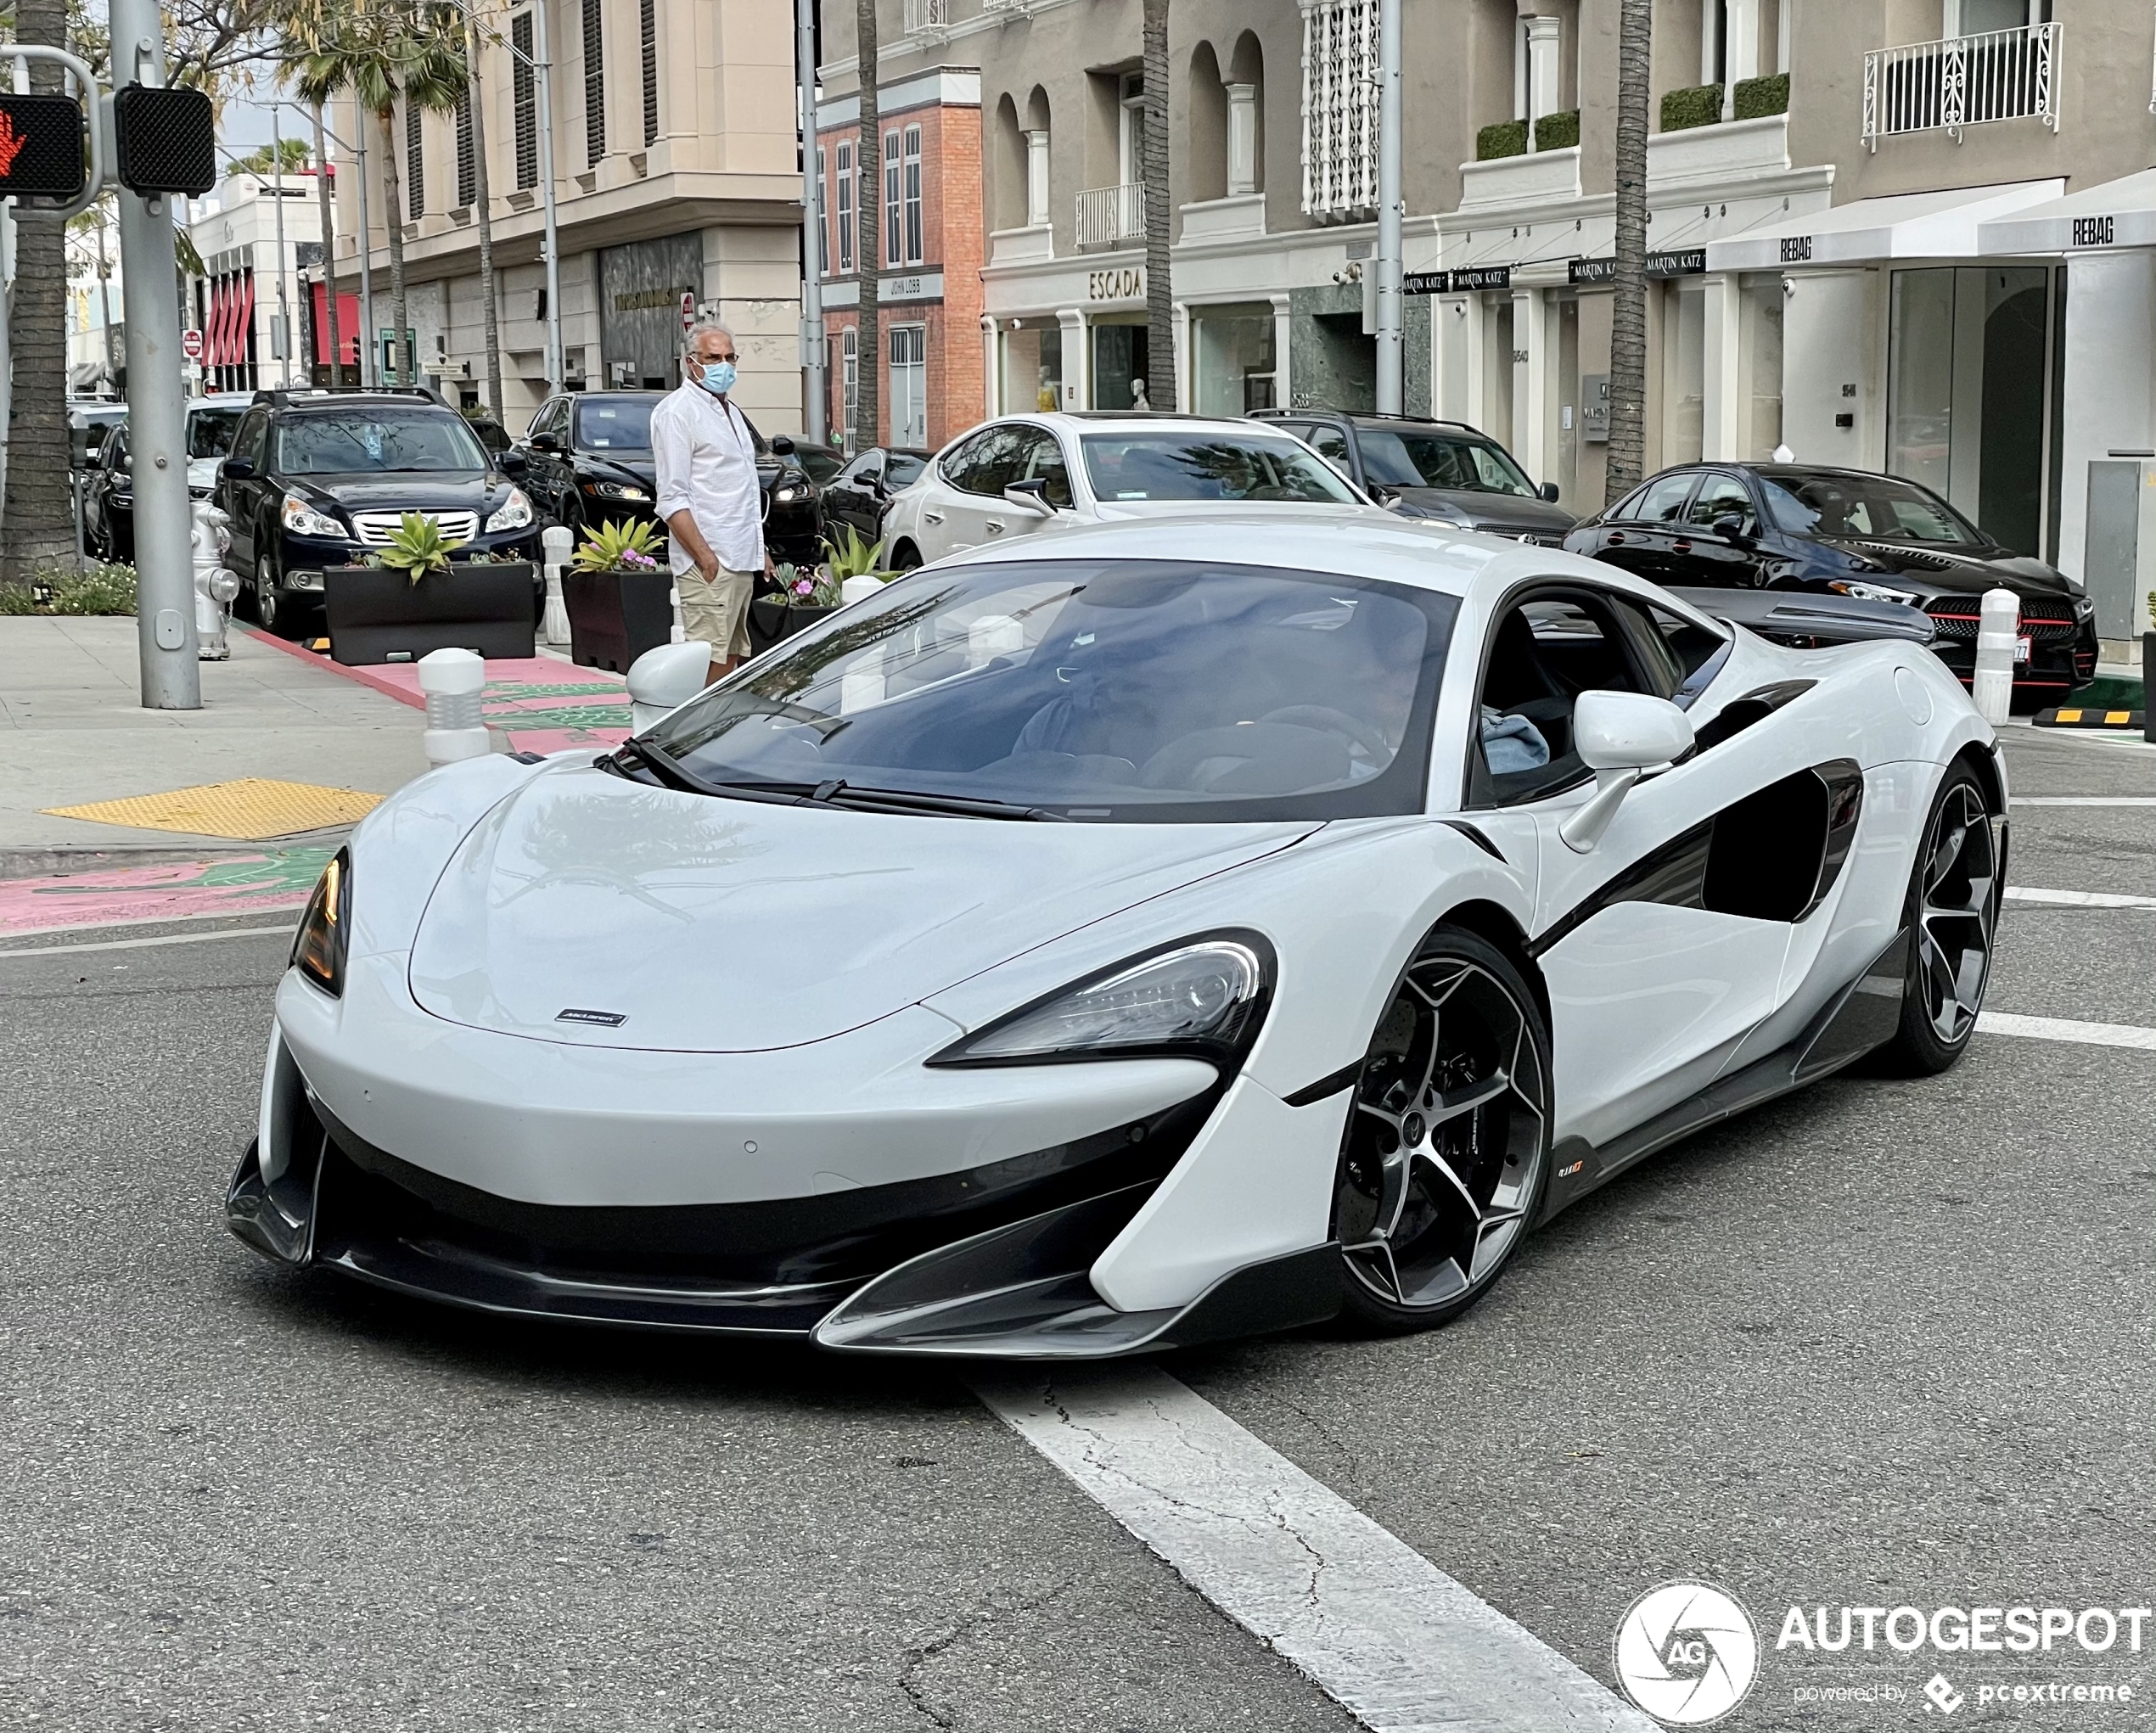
left=581, top=451, right=655, bottom=488
left=1819, top=538, right=2075, bottom=598
left=1388, top=487, right=1575, bottom=536
left=407, top=767, right=1316, bottom=1052
left=292, top=472, right=503, bottom=512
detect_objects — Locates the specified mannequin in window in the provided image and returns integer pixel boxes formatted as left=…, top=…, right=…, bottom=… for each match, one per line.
left=1130, top=378, right=1152, bottom=412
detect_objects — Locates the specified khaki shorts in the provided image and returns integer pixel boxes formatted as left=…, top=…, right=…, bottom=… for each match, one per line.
left=677, top=564, right=755, bottom=660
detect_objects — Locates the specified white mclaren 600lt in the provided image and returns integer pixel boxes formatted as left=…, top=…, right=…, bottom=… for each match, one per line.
left=230, top=513, right=2005, bottom=1356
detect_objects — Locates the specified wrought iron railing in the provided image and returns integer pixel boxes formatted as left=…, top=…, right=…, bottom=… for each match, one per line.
left=1076, top=182, right=1145, bottom=249
left=1863, top=21, right=2059, bottom=147
left=901, top=0, right=949, bottom=34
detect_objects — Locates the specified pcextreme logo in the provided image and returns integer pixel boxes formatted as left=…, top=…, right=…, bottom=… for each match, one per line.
left=1614, top=1581, right=1760, bottom=1726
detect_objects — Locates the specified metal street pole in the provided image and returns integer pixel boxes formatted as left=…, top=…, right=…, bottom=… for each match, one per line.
left=272, top=104, right=293, bottom=386
left=354, top=111, right=379, bottom=386
left=795, top=0, right=826, bottom=443
left=109, top=0, right=201, bottom=707
left=1373, top=0, right=1403, bottom=413
left=530, top=0, right=564, bottom=388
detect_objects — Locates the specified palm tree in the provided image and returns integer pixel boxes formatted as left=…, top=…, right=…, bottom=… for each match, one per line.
left=853, top=0, right=881, bottom=451
left=1605, top=0, right=1652, bottom=502
left=1140, top=0, right=1175, bottom=411
left=462, top=13, right=503, bottom=415
left=309, top=103, right=343, bottom=384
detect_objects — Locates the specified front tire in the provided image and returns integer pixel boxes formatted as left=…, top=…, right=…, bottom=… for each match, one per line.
left=1332, top=928, right=1552, bottom=1333
left=1877, top=765, right=2002, bottom=1075
left=255, top=555, right=301, bottom=640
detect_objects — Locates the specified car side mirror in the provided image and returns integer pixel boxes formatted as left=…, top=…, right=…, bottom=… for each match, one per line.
left=497, top=449, right=529, bottom=478
left=1002, top=478, right=1056, bottom=515
left=220, top=457, right=255, bottom=482
left=528, top=432, right=561, bottom=453
left=1711, top=512, right=1751, bottom=543
left=1559, top=691, right=1695, bottom=854
left=1539, top=481, right=1562, bottom=503
left=626, top=641, right=716, bottom=727
left=769, top=435, right=796, bottom=456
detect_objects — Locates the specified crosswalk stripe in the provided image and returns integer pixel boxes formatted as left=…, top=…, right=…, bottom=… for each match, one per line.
left=1978, top=1012, right=2156, bottom=1052
left=2010, top=796, right=2156, bottom=806
left=2004, top=887, right=2156, bottom=911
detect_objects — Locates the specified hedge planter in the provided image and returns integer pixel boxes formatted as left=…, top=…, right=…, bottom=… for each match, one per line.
left=747, top=597, right=837, bottom=654
left=323, top=563, right=537, bottom=665
left=564, top=567, right=675, bottom=673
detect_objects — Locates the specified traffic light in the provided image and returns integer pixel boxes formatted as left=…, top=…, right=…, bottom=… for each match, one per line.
left=112, top=84, right=216, bottom=198
left=0, top=93, right=87, bottom=201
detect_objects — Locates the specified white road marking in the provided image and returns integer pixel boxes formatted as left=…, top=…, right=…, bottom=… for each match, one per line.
left=974, top=1366, right=1655, bottom=1733
left=0, top=924, right=295, bottom=960
left=2004, top=887, right=2156, bottom=911
left=1979, top=1012, right=2156, bottom=1052
left=2011, top=796, right=2156, bottom=806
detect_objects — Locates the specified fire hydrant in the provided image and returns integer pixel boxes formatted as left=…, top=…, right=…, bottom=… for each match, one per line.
left=191, top=498, right=241, bottom=660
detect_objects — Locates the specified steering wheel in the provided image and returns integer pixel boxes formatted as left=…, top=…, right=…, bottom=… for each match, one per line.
left=1260, top=704, right=1390, bottom=761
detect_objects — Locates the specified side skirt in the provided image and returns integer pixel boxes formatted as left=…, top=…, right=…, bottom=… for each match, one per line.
left=1536, top=928, right=1910, bottom=1222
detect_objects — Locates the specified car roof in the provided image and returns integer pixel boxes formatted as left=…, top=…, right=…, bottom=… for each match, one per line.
left=996, top=412, right=1305, bottom=437
left=1258, top=407, right=1491, bottom=437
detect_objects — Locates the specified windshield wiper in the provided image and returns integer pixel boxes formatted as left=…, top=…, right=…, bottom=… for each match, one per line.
left=823, top=782, right=1070, bottom=822
left=603, top=756, right=1067, bottom=820
left=606, top=740, right=803, bottom=805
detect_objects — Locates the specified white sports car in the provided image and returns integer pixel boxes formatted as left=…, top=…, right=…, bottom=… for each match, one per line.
left=229, top=513, right=2004, bottom=1356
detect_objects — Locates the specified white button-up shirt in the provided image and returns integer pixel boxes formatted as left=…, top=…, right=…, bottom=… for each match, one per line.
left=650, top=379, right=765, bottom=575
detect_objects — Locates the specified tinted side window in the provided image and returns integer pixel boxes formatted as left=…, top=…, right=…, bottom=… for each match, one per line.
left=1014, top=429, right=1074, bottom=508
left=884, top=453, right=925, bottom=489
left=1309, top=425, right=1353, bottom=469
left=955, top=427, right=1027, bottom=496
left=1625, top=474, right=1697, bottom=524
left=939, top=429, right=997, bottom=492
left=233, top=411, right=269, bottom=468
left=1687, top=472, right=1759, bottom=535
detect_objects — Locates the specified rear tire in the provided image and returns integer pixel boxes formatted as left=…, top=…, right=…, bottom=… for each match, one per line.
left=889, top=539, right=922, bottom=572
left=1876, top=764, right=2001, bottom=1076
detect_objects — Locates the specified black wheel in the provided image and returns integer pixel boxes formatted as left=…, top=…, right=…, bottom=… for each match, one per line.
left=1332, top=928, right=1552, bottom=1333
left=1877, top=766, right=2001, bottom=1075
left=255, top=555, right=302, bottom=640
left=889, top=539, right=923, bottom=572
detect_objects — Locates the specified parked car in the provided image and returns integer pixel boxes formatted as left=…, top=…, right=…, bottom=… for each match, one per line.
left=881, top=412, right=1376, bottom=568
left=517, top=390, right=824, bottom=564
left=1563, top=463, right=2098, bottom=706
left=786, top=439, right=848, bottom=487
left=82, top=394, right=254, bottom=560
left=820, top=446, right=929, bottom=545
left=1252, top=407, right=1576, bottom=544
left=69, top=399, right=128, bottom=474
left=214, top=388, right=542, bottom=638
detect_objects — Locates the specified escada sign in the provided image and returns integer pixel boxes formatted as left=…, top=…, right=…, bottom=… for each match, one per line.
left=1087, top=266, right=1144, bottom=301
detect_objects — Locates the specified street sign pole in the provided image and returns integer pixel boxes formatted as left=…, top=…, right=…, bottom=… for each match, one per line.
left=109, top=0, right=200, bottom=707
left=795, top=0, right=827, bottom=445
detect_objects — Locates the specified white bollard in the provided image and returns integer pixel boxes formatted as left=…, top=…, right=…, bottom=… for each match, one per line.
left=541, top=524, right=575, bottom=647
left=840, top=574, right=887, bottom=608
left=1972, top=586, right=2019, bottom=726
left=417, top=647, right=491, bottom=765
left=626, top=639, right=714, bottom=732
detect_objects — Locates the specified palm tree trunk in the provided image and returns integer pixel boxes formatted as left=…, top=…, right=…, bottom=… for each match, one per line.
left=1141, top=0, right=1175, bottom=411
left=853, top=0, right=880, bottom=451
left=312, top=104, right=341, bottom=384
left=468, top=24, right=503, bottom=416
left=1605, top=0, right=1652, bottom=502
left=379, top=106, right=409, bottom=386
left=3, top=0, right=82, bottom=578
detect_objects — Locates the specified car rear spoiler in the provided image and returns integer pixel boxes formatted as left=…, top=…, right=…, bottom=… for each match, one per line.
left=1666, top=587, right=1935, bottom=648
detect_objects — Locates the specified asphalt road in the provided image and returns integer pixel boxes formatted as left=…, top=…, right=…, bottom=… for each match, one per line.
left=2, top=724, right=2150, bottom=1730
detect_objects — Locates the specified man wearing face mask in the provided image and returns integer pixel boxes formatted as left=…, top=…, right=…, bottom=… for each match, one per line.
left=652, top=320, right=776, bottom=683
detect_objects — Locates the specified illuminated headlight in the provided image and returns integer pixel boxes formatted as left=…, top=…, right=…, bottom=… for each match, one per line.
left=485, top=487, right=535, bottom=532
left=281, top=493, right=347, bottom=541
left=773, top=482, right=816, bottom=504
left=929, top=935, right=1272, bottom=1067
left=290, top=849, right=351, bottom=997
left=1828, top=579, right=1921, bottom=606
left=583, top=480, right=650, bottom=502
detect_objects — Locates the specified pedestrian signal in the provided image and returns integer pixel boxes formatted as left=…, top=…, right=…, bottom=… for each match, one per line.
left=112, top=84, right=216, bottom=198
left=0, top=93, right=87, bottom=201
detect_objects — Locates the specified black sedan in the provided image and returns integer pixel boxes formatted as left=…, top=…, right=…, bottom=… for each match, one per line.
left=517, top=390, right=823, bottom=564
left=83, top=395, right=253, bottom=561
left=819, top=446, right=929, bottom=545
left=1565, top=463, right=2098, bottom=706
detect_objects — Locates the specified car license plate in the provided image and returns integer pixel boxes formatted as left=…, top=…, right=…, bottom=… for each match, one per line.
left=2014, top=634, right=2032, bottom=665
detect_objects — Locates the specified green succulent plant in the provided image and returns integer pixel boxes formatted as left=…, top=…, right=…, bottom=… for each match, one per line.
left=370, top=512, right=466, bottom=586
left=572, top=517, right=665, bottom=573
left=822, top=524, right=892, bottom=584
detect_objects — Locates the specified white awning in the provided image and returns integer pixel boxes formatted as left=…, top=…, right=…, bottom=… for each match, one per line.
left=1704, top=180, right=2063, bottom=272
left=1976, top=169, right=2156, bottom=255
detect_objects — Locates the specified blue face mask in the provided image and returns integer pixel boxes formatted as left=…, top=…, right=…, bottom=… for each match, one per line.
left=697, top=359, right=737, bottom=396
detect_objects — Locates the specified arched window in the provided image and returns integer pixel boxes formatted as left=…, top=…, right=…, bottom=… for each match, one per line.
left=1227, top=31, right=1265, bottom=195
left=1188, top=43, right=1227, bottom=204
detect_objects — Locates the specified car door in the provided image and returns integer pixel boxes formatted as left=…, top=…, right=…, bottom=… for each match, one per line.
left=220, top=408, right=272, bottom=573
left=910, top=429, right=995, bottom=560
left=936, top=424, right=1028, bottom=552
left=1671, top=470, right=1767, bottom=588
left=826, top=450, right=884, bottom=539
left=1305, top=421, right=1362, bottom=491
left=523, top=397, right=572, bottom=521
left=1461, top=580, right=1804, bottom=1151
left=1583, top=471, right=1698, bottom=584
left=87, top=428, right=125, bottom=549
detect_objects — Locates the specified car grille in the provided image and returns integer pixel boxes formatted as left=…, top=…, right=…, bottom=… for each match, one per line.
left=1923, top=596, right=2079, bottom=644
left=1507, top=531, right=1565, bottom=547
left=351, top=509, right=480, bottom=546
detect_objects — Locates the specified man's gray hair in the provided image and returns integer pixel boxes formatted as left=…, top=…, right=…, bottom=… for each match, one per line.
left=684, top=318, right=735, bottom=358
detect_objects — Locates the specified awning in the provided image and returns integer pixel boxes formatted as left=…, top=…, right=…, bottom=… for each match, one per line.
left=1705, top=179, right=2063, bottom=272
left=1977, top=169, right=2156, bottom=255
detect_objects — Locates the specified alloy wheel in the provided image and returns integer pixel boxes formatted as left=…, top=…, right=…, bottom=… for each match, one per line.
left=1334, top=956, right=1547, bottom=1313
left=255, top=558, right=279, bottom=632
left=1913, top=781, right=1999, bottom=1046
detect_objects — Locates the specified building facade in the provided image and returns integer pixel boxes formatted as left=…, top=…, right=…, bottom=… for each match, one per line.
left=323, top=0, right=805, bottom=435
left=184, top=171, right=332, bottom=395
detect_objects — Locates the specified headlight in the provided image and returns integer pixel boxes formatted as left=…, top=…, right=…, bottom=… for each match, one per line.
left=929, top=934, right=1272, bottom=1067
left=1828, top=579, right=1921, bottom=606
left=281, top=493, right=347, bottom=541
left=583, top=480, right=650, bottom=502
left=290, top=849, right=351, bottom=997
left=485, top=487, right=535, bottom=532
left=773, top=483, right=815, bottom=504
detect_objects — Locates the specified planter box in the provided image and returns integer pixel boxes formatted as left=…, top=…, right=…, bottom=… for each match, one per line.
left=564, top=567, right=675, bottom=673
left=747, top=598, right=836, bottom=655
left=324, top=563, right=537, bottom=665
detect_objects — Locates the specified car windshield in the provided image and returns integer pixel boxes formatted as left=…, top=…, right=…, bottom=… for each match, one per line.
left=1761, top=470, right=1981, bottom=546
left=276, top=411, right=488, bottom=474
left=1356, top=429, right=1538, bottom=497
left=186, top=407, right=244, bottom=460
left=639, top=558, right=1457, bottom=822
left=1078, top=435, right=1361, bottom=504
left=794, top=445, right=844, bottom=484
left=575, top=398, right=656, bottom=450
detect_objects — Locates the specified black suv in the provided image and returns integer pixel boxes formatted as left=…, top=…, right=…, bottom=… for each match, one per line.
left=1564, top=463, right=2098, bottom=705
left=216, top=389, right=540, bottom=637
left=1252, top=407, right=1575, bottom=543
left=518, top=389, right=824, bottom=564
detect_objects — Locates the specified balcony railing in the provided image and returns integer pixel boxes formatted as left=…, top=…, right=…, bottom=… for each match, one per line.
left=1863, top=22, right=2059, bottom=148
left=1076, top=182, right=1145, bottom=249
left=901, top=0, right=949, bottom=35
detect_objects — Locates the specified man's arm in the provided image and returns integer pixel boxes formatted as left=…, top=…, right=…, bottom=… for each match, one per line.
left=652, top=403, right=720, bottom=579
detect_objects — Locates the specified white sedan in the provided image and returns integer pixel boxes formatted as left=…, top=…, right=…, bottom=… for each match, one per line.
left=229, top=513, right=2003, bottom=1356
left=879, top=411, right=1374, bottom=568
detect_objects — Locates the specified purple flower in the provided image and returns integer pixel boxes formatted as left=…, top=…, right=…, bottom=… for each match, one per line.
left=793, top=576, right=815, bottom=597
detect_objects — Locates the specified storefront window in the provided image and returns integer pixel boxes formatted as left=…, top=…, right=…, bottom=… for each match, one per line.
left=1889, top=268, right=1956, bottom=499
left=1662, top=283, right=1705, bottom=467
left=1001, top=321, right=1064, bottom=414
left=1742, top=275, right=1784, bottom=461
left=1092, top=317, right=1150, bottom=411
left=1193, top=303, right=1277, bottom=417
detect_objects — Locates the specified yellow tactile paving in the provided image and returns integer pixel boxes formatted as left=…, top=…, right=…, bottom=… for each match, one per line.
left=43, top=778, right=385, bottom=840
